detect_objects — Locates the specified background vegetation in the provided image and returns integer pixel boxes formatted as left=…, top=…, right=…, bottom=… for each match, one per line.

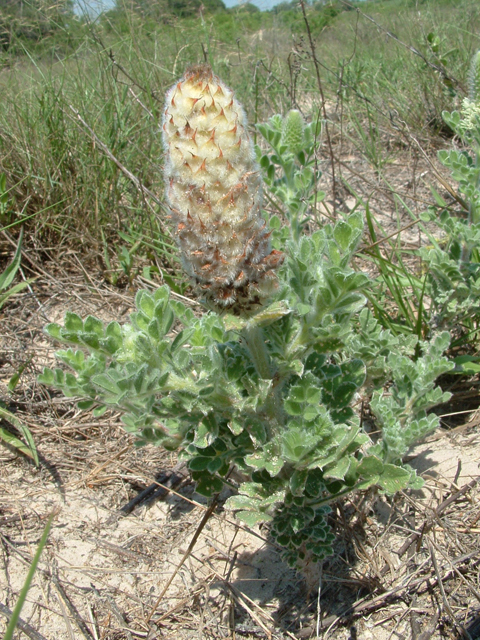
left=1, top=0, right=477, bottom=266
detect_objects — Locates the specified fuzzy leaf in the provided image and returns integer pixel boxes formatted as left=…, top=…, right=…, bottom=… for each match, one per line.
left=378, top=464, right=412, bottom=494
left=236, top=510, right=273, bottom=526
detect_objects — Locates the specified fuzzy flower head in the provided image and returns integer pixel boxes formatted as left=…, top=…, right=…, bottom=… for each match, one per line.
left=281, top=109, right=305, bottom=155
left=162, top=64, right=283, bottom=314
left=460, top=97, right=480, bottom=134
left=468, top=50, right=480, bottom=103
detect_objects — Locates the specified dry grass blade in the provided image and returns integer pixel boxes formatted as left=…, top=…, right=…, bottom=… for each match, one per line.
left=146, top=496, right=220, bottom=623
left=427, top=540, right=473, bottom=640
left=396, top=476, right=480, bottom=558
left=66, top=105, right=170, bottom=236
left=0, top=602, right=49, bottom=640
left=52, top=573, right=95, bottom=640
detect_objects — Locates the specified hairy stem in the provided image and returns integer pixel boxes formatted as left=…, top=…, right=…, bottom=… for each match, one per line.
left=242, top=324, right=285, bottom=433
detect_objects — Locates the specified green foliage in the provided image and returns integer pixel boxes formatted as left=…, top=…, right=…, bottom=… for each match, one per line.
left=0, top=228, right=35, bottom=310
left=0, top=0, right=85, bottom=58
left=270, top=0, right=344, bottom=33
left=40, top=209, right=450, bottom=570
left=418, top=51, right=480, bottom=340
left=0, top=45, right=177, bottom=282
left=3, top=0, right=476, bottom=575
left=0, top=227, right=38, bottom=464
left=256, top=112, right=324, bottom=244
left=231, top=2, right=259, bottom=13
left=346, top=307, right=418, bottom=388
left=0, top=402, right=39, bottom=465
left=370, top=332, right=453, bottom=463
left=113, top=0, right=226, bottom=20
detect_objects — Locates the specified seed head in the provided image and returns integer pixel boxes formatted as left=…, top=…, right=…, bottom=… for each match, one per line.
left=162, top=64, right=283, bottom=313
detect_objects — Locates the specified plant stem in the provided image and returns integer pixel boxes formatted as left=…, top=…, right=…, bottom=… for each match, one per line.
left=243, top=324, right=272, bottom=378
left=242, top=324, right=284, bottom=433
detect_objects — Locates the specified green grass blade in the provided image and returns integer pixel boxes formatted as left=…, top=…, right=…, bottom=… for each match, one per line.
left=0, top=280, right=34, bottom=311
left=0, top=228, right=24, bottom=291
left=8, top=356, right=34, bottom=393
left=0, top=405, right=39, bottom=466
left=2, top=512, right=55, bottom=640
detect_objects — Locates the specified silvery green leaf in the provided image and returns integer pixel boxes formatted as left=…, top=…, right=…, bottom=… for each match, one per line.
left=236, top=511, right=273, bottom=526
left=136, top=290, right=155, bottom=318
left=227, top=419, right=243, bottom=435
left=91, top=373, right=120, bottom=394
left=84, top=316, right=104, bottom=337
left=225, top=494, right=258, bottom=510
left=195, top=474, right=224, bottom=497
left=64, top=312, right=83, bottom=332
left=358, top=455, right=384, bottom=477
left=290, top=469, right=308, bottom=495
left=44, top=323, right=62, bottom=340
left=378, top=464, right=412, bottom=494
left=325, top=456, right=351, bottom=480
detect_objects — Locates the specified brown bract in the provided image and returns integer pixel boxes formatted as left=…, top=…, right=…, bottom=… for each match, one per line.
left=162, top=64, right=284, bottom=314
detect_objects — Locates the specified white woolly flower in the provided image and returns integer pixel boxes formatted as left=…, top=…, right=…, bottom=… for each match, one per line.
left=162, top=64, right=283, bottom=313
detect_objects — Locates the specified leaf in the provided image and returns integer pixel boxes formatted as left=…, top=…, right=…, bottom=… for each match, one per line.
left=325, top=456, right=351, bottom=480
left=296, top=303, right=311, bottom=316
left=269, top=215, right=281, bottom=229
left=225, top=494, right=258, bottom=510
left=0, top=280, right=33, bottom=310
left=454, top=355, right=480, bottom=374
left=84, top=316, right=104, bottom=337
left=290, top=469, right=308, bottom=495
left=188, top=456, right=212, bottom=471
left=333, top=220, right=354, bottom=252
left=0, top=405, right=38, bottom=465
left=195, top=474, right=224, bottom=496
left=430, top=185, right=447, bottom=207
left=64, top=312, right=83, bottom=333
left=8, top=356, right=33, bottom=392
left=194, top=415, right=218, bottom=448
left=245, top=447, right=284, bottom=475
left=38, top=368, right=55, bottom=386
left=0, top=228, right=24, bottom=291
left=236, top=510, right=273, bottom=526
left=246, top=301, right=291, bottom=328
left=207, top=457, right=225, bottom=474
left=227, top=419, right=243, bottom=435
left=91, top=373, right=119, bottom=394
left=284, top=400, right=303, bottom=416
left=378, top=464, right=412, bottom=494
left=136, top=290, right=155, bottom=318
left=358, top=455, right=384, bottom=478
left=77, top=400, right=95, bottom=410
left=171, top=327, right=195, bottom=351
left=44, top=323, right=62, bottom=340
